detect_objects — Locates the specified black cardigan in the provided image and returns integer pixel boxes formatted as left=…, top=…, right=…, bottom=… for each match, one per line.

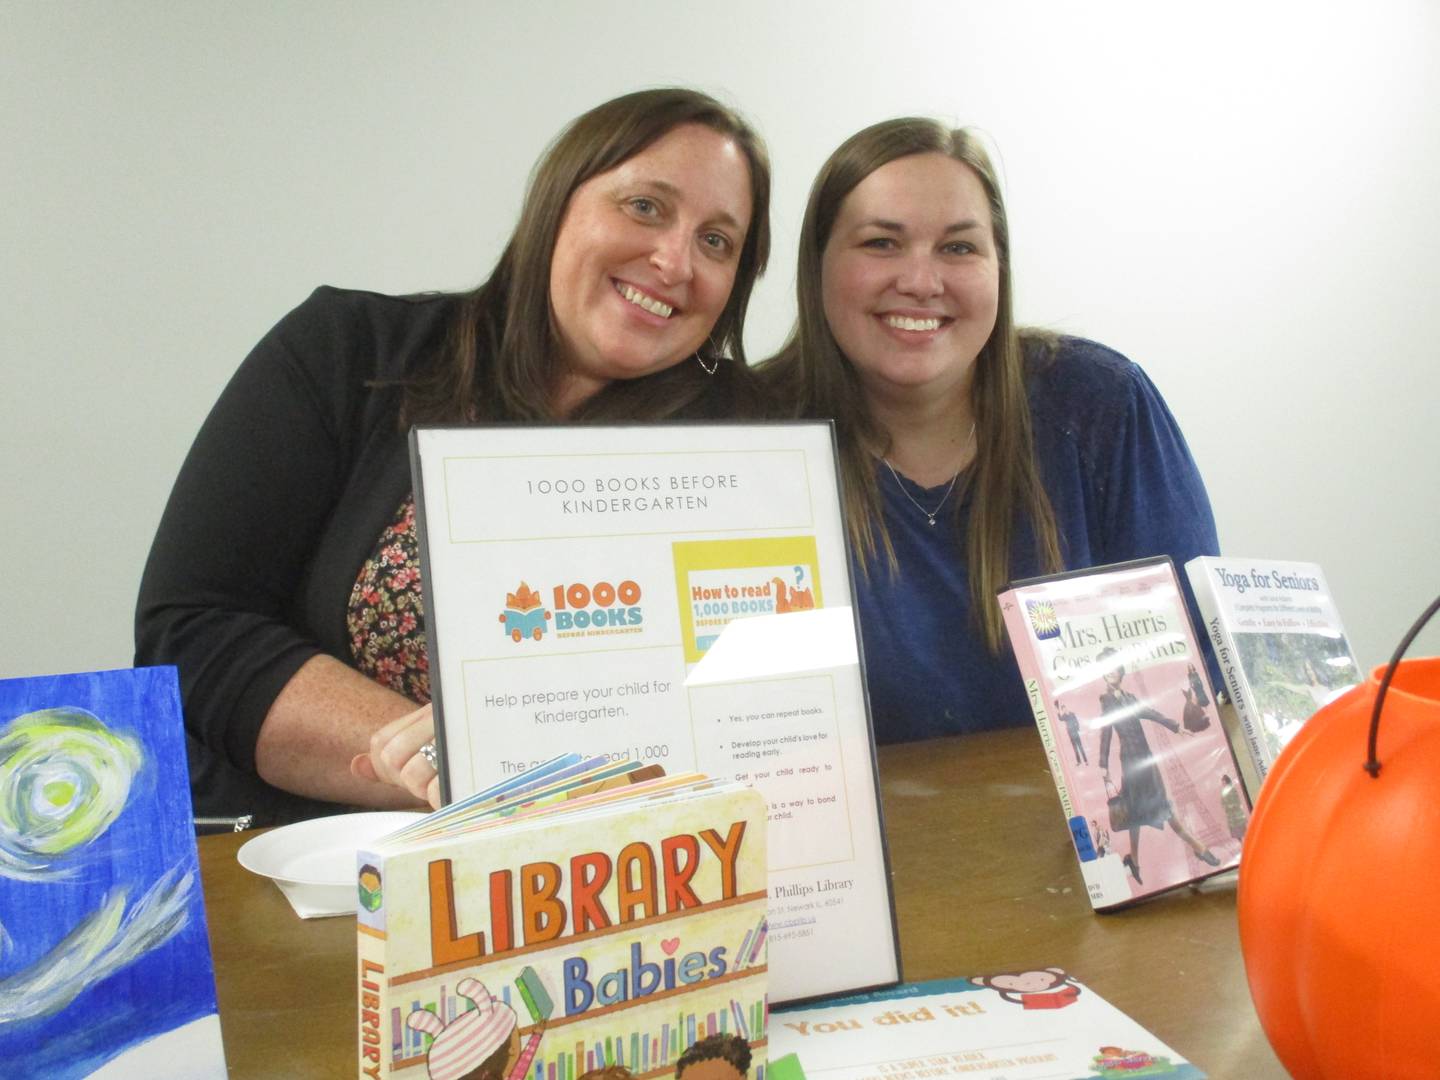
left=135, top=287, right=457, bottom=824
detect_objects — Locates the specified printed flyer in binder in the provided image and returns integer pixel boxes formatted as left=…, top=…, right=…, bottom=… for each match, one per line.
left=410, top=421, right=899, bottom=1003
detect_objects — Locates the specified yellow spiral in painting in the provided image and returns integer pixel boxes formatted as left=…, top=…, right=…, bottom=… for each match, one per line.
left=0, top=707, right=142, bottom=880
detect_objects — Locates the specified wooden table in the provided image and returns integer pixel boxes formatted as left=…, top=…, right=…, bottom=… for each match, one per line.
left=201, top=729, right=1288, bottom=1077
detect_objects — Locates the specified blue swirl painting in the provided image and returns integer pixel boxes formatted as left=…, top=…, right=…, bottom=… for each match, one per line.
left=0, top=667, right=225, bottom=1078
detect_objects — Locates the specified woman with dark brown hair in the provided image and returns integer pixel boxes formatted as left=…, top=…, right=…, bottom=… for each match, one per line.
left=760, top=118, right=1216, bottom=742
left=136, top=88, right=771, bottom=824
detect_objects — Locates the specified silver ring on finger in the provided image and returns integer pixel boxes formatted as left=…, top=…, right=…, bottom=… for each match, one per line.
left=419, top=741, right=439, bottom=771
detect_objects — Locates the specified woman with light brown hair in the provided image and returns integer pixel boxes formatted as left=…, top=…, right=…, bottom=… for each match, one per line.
left=761, top=117, right=1217, bottom=742
left=136, top=88, right=771, bottom=823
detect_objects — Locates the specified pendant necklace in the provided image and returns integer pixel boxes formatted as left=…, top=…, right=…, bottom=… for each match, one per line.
left=882, top=420, right=977, bottom=527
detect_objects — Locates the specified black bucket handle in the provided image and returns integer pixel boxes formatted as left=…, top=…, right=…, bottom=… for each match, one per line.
left=1364, top=594, right=1440, bottom=779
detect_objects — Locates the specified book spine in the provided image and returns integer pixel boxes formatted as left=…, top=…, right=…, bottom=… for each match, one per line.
left=997, top=590, right=1074, bottom=821
left=1186, top=563, right=1269, bottom=794
left=357, top=853, right=389, bottom=1079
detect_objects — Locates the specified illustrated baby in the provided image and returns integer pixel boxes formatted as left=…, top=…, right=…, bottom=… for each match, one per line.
left=407, top=978, right=539, bottom=1080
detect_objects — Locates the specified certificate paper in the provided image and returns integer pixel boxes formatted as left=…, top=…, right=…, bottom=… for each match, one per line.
left=411, top=422, right=899, bottom=1003
left=771, top=976, right=1205, bottom=1080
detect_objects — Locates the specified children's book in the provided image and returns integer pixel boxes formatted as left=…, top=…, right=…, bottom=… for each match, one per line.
left=0, top=667, right=227, bottom=1079
left=1185, top=556, right=1363, bottom=798
left=997, top=557, right=1247, bottom=910
left=770, top=974, right=1204, bottom=1080
left=356, top=757, right=769, bottom=1080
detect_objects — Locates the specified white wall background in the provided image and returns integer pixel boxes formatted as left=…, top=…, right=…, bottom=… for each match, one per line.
left=5, top=1, right=1438, bottom=681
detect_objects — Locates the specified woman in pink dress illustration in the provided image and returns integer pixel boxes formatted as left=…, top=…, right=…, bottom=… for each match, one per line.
left=1096, top=647, right=1220, bottom=885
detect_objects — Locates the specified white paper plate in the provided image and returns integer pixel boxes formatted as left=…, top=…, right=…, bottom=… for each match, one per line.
left=237, top=810, right=424, bottom=917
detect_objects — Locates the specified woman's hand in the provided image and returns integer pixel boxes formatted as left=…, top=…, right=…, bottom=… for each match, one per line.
left=351, top=703, right=441, bottom=809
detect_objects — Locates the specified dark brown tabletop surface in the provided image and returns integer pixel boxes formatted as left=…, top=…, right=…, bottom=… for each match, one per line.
left=201, top=728, right=1287, bottom=1078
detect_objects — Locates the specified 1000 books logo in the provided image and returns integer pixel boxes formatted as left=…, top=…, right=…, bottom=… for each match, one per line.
left=499, top=578, right=645, bottom=643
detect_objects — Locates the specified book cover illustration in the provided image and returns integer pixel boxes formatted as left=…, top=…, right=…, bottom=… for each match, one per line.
left=671, top=536, right=823, bottom=664
left=1185, top=557, right=1362, bottom=792
left=0, top=667, right=226, bottom=1079
left=357, top=779, right=769, bottom=1080
left=770, top=973, right=1204, bottom=1080
left=998, top=558, right=1246, bottom=910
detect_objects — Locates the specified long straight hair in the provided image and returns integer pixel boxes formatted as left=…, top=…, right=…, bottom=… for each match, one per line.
left=760, top=119, right=1060, bottom=652
left=401, top=88, right=771, bottom=425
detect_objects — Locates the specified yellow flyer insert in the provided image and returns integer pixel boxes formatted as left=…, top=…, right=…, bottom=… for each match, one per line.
left=673, top=536, right=822, bottom=665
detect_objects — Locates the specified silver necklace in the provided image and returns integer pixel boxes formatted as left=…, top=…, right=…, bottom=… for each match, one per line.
left=882, top=421, right=976, bottom=527
left=696, top=335, right=720, bottom=376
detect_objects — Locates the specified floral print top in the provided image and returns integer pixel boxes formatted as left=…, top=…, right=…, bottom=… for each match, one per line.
left=347, top=496, right=430, bottom=703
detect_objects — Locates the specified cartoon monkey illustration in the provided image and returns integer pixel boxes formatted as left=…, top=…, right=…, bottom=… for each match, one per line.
left=972, top=967, right=1082, bottom=1010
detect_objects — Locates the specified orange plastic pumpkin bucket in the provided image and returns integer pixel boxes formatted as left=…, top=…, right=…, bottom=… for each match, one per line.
left=1239, top=597, right=1440, bottom=1079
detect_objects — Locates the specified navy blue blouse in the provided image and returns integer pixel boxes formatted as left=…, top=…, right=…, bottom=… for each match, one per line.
left=854, top=337, right=1220, bottom=743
